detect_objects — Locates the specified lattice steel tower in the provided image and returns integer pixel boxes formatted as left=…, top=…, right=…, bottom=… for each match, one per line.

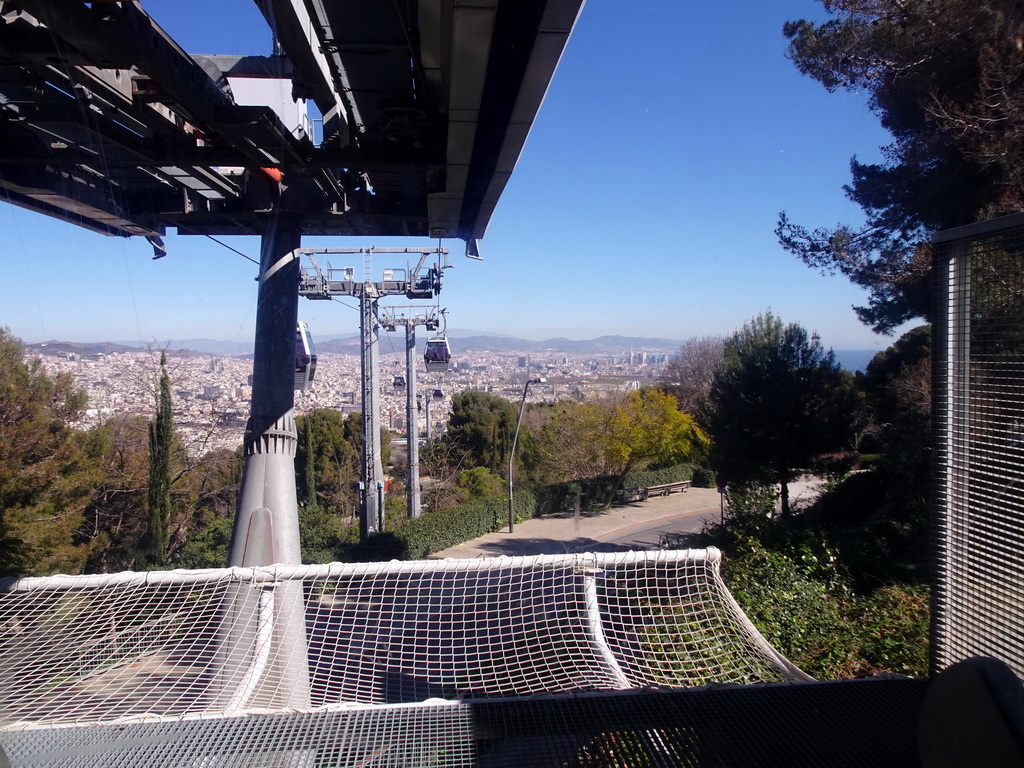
left=299, top=247, right=448, bottom=538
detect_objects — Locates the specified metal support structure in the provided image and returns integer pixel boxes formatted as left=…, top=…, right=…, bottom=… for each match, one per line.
left=221, top=214, right=310, bottom=711
left=381, top=308, right=439, bottom=520
left=298, top=246, right=448, bottom=541
left=359, top=285, right=384, bottom=537
left=508, top=378, right=543, bottom=534
left=406, top=323, right=419, bottom=519
left=232, top=220, right=303, bottom=567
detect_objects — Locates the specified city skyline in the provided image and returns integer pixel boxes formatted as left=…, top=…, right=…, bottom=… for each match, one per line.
left=2, top=1, right=911, bottom=353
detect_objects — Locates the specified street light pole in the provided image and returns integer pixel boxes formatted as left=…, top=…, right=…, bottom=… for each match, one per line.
left=508, top=377, right=544, bottom=533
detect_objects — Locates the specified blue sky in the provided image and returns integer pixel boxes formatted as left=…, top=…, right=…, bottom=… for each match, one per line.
left=2, top=1, right=911, bottom=350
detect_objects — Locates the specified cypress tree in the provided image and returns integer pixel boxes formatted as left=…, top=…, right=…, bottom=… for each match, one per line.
left=304, top=418, right=317, bottom=506
left=143, top=352, right=173, bottom=567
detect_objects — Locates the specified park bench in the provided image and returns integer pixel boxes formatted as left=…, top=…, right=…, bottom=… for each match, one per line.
left=645, top=480, right=692, bottom=497
left=614, top=480, right=692, bottom=504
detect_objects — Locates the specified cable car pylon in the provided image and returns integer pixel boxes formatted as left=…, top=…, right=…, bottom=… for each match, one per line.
left=381, top=307, right=442, bottom=519
left=298, top=246, right=448, bottom=538
left=223, top=215, right=310, bottom=712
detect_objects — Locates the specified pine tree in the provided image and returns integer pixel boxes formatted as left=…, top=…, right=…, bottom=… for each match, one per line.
left=777, top=0, right=1024, bottom=333
left=142, top=352, right=173, bottom=567
left=0, top=328, right=98, bottom=576
left=706, top=312, right=859, bottom=516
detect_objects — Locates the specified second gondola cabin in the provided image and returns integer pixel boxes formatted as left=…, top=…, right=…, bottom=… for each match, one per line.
left=423, top=336, right=451, bottom=373
left=295, top=321, right=317, bottom=390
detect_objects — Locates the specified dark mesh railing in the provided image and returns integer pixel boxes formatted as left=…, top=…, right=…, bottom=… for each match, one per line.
left=932, top=213, right=1024, bottom=678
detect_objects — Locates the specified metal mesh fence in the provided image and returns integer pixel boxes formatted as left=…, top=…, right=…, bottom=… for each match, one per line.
left=932, top=213, right=1024, bottom=678
left=0, top=679, right=929, bottom=768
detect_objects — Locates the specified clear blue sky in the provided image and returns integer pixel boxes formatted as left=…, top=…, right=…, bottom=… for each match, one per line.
left=2, top=0, right=911, bottom=351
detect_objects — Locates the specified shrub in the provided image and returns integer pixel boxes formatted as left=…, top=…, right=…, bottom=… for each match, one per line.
left=721, top=541, right=929, bottom=679
left=377, top=491, right=538, bottom=560
left=298, top=504, right=358, bottom=564
left=622, top=463, right=694, bottom=491
left=722, top=542, right=849, bottom=677
left=810, top=450, right=858, bottom=479
left=690, top=464, right=716, bottom=487
left=855, top=453, right=882, bottom=470
left=723, top=482, right=779, bottom=540
left=841, top=586, right=929, bottom=678
left=345, top=531, right=410, bottom=562
left=533, top=481, right=583, bottom=516
left=454, top=467, right=506, bottom=499
left=174, top=514, right=233, bottom=569
left=808, top=470, right=928, bottom=587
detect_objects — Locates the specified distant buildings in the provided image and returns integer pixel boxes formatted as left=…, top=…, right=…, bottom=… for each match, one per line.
left=37, top=343, right=675, bottom=457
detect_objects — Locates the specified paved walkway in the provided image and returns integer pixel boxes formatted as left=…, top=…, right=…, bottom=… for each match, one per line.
left=428, top=487, right=723, bottom=559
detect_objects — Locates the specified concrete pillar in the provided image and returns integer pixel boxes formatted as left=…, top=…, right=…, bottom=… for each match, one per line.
left=231, top=214, right=303, bottom=568
left=220, top=214, right=310, bottom=711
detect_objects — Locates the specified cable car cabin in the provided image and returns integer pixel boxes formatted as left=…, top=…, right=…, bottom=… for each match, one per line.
left=423, top=337, right=451, bottom=373
left=295, top=322, right=317, bottom=391
left=433, top=388, right=444, bottom=400
left=393, top=375, right=406, bottom=388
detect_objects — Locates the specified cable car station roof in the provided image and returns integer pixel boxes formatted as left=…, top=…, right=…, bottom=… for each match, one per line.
left=0, top=0, right=584, bottom=243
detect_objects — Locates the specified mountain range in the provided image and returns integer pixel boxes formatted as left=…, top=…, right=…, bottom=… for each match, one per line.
left=28, top=332, right=684, bottom=358
left=24, top=335, right=883, bottom=372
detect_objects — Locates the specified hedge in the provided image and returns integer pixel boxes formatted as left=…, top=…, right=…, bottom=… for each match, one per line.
left=535, top=463, right=696, bottom=514
left=333, top=462, right=695, bottom=562
left=348, top=490, right=537, bottom=561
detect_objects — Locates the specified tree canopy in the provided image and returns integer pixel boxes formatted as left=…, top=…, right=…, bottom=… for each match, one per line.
left=532, top=389, right=708, bottom=506
left=296, top=409, right=362, bottom=515
left=706, top=312, right=859, bottom=515
left=141, top=353, right=173, bottom=567
left=661, top=336, right=726, bottom=419
left=777, top=0, right=1024, bottom=333
left=296, top=408, right=393, bottom=520
left=445, top=391, right=518, bottom=474
left=595, top=388, right=709, bottom=479
left=0, top=328, right=100, bottom=575
left=862, top=325, right=933, bottom=519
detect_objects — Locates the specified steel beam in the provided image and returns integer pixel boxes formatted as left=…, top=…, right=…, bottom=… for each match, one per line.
left=406, top=322, right=421, bottom=519
left=252, top=0, right=353, bottom=145
left=16, top=0, right=309, bottom=169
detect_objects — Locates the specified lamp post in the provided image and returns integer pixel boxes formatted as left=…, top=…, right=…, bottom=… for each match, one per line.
left=508, top=377, right=544, bottom=533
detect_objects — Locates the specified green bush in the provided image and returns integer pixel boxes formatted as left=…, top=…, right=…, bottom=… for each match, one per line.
left=622, top=463, right=694, bottom=490
left=377, top=491, right=537, bottom=560
left=690, top=465, right=716, bottom=487
left=454, top=467, right=506, bottom=499
left=721, top=540, right=929, bottom=679
left=174, top=514, right=233, bottom=569
left=533, top=481, right=583, bottom=516
left=856, top=453, right=882, bottom=470
left=298, top=504, right=358, bottom=564
left=530, top=463, right=695, bottom=514
left=807, top=470, right=929, bottom=587
left=723, top=482, right=779, bottom=540
left=344, top=531, right=410, bottom=562
left=723, top=542, right=849, bottom=677
left=842, top=586, right=929, bottom=677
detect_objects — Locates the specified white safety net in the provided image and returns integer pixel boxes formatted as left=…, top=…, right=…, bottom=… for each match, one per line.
left=0, top=549, right=806, bottom=766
